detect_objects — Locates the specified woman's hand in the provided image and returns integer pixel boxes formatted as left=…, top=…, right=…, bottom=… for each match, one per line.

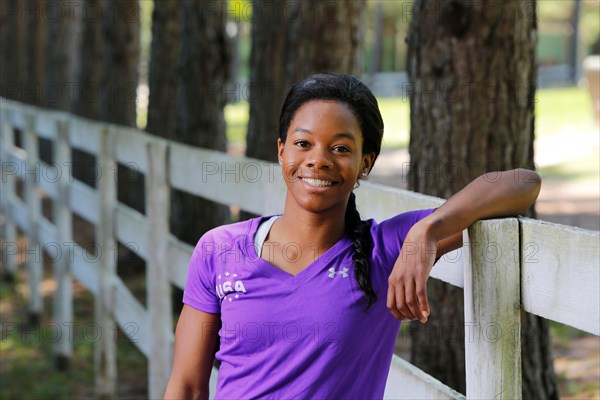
left=387, top=220, right=437, bottom=323
left=385, top=168, right=542, bottom=323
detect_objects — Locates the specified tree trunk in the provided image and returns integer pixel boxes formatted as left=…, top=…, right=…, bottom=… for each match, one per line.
left=0, top=0, right=20, bottom=100
left=286, top=0, right=366, bottom=81
left=173, top=0, right=231, bottom=245
left=46, top=0, right=79, bottom=111
left=100, top=0, right=139, bottom=126
left=23, top=0, right=50, bottom=164
left=70, top=0, right=103, bottom=189
left=406, top=0, right=557, bottom=397
left=245, top=0, right=290, bottom=163
left=25, top=0, right=47, bottom=107
left=145, top=0, right=182, bottom=314
left=146, top=0, right=180, bottom=140
left=100, top=0, right=142, bottom=212
left=73, top=0, right=103, bottom=120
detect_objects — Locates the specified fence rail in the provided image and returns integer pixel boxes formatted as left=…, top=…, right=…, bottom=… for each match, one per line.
left=0, top=99, right=598, bottom=399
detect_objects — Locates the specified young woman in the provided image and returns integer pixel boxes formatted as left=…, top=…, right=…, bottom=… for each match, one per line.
left=164, top=73, right=541, bottom=399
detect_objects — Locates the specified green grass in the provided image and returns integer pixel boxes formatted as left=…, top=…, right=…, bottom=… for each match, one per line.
left=225, top=100, right=249, bottom=144
left=535, top=87, right=597, bottom=140
left=376, top=97, right=411, bottom=148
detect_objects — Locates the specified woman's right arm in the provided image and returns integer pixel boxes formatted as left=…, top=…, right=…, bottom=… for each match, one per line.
left=164, top=305, right=220, bottom=400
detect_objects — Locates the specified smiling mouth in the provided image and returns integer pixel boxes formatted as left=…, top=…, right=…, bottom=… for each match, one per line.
left=301, top=178, right=334, bottom=187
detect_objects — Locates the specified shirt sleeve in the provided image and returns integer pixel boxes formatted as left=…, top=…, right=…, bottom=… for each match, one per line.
left=371, top=208, right=436, bottom=270
left=183, top=234, right=221, bottom=314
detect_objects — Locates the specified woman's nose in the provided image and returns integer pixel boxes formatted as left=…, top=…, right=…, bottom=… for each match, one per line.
left=305, top=147, right=333, bottom=169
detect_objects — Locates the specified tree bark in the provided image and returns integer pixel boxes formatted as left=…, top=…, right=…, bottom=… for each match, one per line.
left=72, top=0, right=103, bottom=120
left=173, top=0, right=231, bottom=245
left=145, top=0, right=182, bottom=314
left=285, top=0, right=366, bottom=82
left=100, top=0, right=139, bottom=126
left=406, top=0, right=557, bottom=397
left=25, top=0, right=47, bottom=107
left=46, top=0, right=79, bottom=111
left=69, top=0, right=103, bottom=189
left=245, top=0, right=290, bottom=163
left=1, top=0, right=28, bottom=102
left=146, top=0, right=180, bottom=140
left=100, top=0, right=142, bottom=212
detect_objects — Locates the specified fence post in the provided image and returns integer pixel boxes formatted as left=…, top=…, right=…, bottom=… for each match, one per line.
left=463, top=219, right=522, bottom=399
left=95, top=126, right=117, bottom=397
left=0, top=108, right=18, bottom=280
left=52, top=119, right=73, bottom=370
left=24, top=112, right=42, bottom=324
left=146, top=139, right=173, bottom=398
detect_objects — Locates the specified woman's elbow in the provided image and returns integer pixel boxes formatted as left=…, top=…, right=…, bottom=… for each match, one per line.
left=164, top=376, right=209, bottom=400
left=513, top=168, right=542, bottom=212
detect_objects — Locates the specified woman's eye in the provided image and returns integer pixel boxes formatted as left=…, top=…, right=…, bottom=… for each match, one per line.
left=333, top=145, right=350, bottom=153
left=294, top=141, right=310, bottom=148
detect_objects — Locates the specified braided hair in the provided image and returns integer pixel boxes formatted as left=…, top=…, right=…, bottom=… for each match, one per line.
left=278, top=73, right=384, bottom=309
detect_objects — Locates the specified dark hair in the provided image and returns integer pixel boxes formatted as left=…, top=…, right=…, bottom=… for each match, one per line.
left=278, top=73, right=384, bottom=309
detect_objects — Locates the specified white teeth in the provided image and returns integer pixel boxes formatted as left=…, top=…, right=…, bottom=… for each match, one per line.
left=303, top=178, right=332, bottom=187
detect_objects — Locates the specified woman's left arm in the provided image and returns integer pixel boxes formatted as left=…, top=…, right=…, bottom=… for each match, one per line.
left=386, top=168, right=542, bottom=323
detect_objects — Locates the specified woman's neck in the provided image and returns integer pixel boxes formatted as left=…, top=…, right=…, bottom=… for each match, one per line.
left=275, top=199, right=347, bottom=253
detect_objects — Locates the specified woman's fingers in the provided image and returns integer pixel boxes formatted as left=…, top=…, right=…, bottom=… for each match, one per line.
left=387, top=266, right=430, bottom=322
left=387, top=277, right=420, bottom=321
left=394, top=282, right=413, bottom=320
left=416, top=278, right=430, bottom=323
left=386, top=284, right=403, bottom=320
left=403, top=280, right=422, bottom=322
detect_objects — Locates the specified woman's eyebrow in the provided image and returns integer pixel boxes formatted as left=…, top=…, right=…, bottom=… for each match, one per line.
left=293, top=128, right=357, bottom=142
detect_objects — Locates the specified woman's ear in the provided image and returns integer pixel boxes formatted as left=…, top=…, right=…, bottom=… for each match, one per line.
left=277, top=138, right=284, bottom=164
left=362, top=153, right=376, bottom=173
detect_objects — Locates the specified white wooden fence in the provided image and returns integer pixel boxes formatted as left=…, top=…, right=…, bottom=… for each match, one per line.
left=0, top=99, right=598, bottom=399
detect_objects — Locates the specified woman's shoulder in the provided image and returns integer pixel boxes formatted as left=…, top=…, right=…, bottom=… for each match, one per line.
left=371, top=208, right=436, bottom=229
left=193, top=214, right=280, bottom=250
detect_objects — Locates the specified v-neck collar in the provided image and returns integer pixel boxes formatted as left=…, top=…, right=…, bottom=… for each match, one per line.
left=243, top=215, right=352, bottom=287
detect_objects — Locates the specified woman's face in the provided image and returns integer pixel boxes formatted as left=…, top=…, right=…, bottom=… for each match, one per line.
left=277, top=100, right=375, bottom=214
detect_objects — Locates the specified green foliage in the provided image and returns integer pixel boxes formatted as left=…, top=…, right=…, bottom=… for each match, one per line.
left=228, top=0, right=253, bottom=22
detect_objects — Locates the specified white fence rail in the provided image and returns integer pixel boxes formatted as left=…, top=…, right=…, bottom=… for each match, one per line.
left=1, top=99, right=598, bottom=399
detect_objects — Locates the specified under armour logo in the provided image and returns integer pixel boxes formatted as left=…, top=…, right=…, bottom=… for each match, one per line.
left=328, top=267, right=349, bottom=278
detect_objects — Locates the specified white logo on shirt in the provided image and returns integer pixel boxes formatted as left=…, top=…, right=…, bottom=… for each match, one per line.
left=216, top=271, right=247, bottom=301
left=328, top=267, right=349, bottom=278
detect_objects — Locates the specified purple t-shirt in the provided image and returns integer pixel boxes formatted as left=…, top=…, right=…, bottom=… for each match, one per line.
left=183, top=209, right=435, bottom=399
